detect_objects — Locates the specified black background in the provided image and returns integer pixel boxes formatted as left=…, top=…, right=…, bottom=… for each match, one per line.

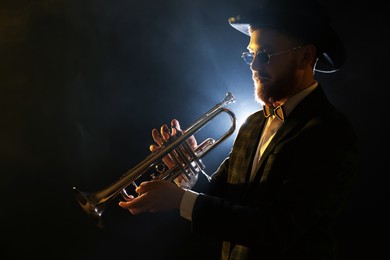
left=1, top=0, right=389, bottom=259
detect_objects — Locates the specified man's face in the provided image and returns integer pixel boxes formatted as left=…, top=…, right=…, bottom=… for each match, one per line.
left=247, top=28, right=301, bottom=106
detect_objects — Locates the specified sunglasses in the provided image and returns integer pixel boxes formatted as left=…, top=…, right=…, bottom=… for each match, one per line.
left=241, top=46, right=302, bottom=65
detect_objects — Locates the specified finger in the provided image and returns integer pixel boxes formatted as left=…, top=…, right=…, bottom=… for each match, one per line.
left=150, top=143, right=175, bottom=168
left=119, top=200, right=136, bottom=210
left=160, top=124, right=170, bottom=142
left=118, top=194, right=150, bottom=214
left=150, top=144, right=161, bottom=153
left=171, top=119, right=181, bottom=136
left=187, top=135, right=197, bottom=148
left=171, top=119, right=196, bottom=147
left=136, top=180, right=168, bottom=195
left=124, top=194, right=135, bottom=201
left=162, top=156, right=175, bottom=168
left=152, top=128, right=164, bottom=146
left=171, top=119, right=181, bottom=131
left=119, top=202, right=143, bottom=215
left=135, top=181, right=156, bottom=194
left=135, top=181, right=147, bottom=195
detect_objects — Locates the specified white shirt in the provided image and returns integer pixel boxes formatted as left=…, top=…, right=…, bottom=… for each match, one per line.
left=180, top=82, right=319, bottom=221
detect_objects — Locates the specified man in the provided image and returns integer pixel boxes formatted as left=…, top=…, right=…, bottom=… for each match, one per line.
left=119, top=0, right=359, bottom=259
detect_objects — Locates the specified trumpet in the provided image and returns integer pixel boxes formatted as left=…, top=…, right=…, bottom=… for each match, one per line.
left=72, top=92, right=237, bottom=228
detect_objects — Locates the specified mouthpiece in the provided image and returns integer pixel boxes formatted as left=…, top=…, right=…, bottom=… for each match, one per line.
left=222, top=92, right=236, bottom=106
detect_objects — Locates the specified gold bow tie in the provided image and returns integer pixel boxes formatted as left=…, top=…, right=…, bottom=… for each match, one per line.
left=263, top=105, right=285, bottom=122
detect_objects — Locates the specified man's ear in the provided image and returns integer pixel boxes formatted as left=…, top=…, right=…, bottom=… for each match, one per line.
left=299, top=44, right=317, bottom=69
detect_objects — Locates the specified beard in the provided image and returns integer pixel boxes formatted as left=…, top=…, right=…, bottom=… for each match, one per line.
left=253, top=64, right=297, bottom=106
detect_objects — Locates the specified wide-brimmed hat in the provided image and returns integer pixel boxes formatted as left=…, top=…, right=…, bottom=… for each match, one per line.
left=228, top=0, right=345, bottom=73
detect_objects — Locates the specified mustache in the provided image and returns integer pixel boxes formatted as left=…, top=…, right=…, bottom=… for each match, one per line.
left=252, top=71, right=270, bottom=80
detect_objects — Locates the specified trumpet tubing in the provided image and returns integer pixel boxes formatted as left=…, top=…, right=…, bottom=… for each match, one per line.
left=73, top=92, right=237, bottom=228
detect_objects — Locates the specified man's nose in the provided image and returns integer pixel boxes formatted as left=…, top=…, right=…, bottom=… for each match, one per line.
left=250, top=58, right=263, bottom=71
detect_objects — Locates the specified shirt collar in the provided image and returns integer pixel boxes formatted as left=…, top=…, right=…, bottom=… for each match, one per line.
left=281, top=81, right=318, bottom=118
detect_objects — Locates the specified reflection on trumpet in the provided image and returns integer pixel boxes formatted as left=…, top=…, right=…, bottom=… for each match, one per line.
left=72, top=92, right=237, bottom=228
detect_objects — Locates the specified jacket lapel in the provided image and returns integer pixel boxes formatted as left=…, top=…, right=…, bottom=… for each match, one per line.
left=243, top=114, right=266, bottom=184
left=252, top=85, right=329, bottom=183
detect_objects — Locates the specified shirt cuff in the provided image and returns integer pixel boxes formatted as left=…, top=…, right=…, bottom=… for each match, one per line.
left=180, top=189, right=199, bottom=221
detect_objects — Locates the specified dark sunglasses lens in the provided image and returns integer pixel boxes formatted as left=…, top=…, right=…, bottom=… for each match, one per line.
left=256, top=51, right=270, bottom=63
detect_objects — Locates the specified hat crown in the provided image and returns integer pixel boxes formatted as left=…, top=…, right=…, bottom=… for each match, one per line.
left=229, top=0, right=346, bottom=73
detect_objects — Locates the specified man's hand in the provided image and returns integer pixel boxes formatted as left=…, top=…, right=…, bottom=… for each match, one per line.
left=149, top=119, right=197, bottom=168
left=118, top=180, right=185, bottom=214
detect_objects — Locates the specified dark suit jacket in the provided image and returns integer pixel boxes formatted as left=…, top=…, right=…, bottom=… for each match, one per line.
left=191, top=85, right=359, bottom=260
